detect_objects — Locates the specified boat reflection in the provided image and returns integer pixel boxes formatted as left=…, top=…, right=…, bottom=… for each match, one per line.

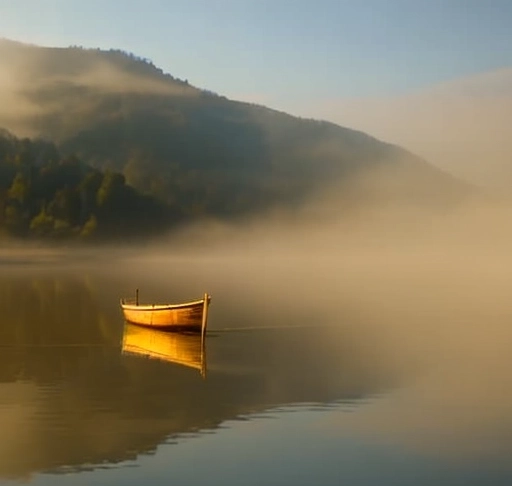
left=121, top=323, right=206, bottom=377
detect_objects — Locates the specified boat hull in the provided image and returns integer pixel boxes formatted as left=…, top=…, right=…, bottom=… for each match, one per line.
left=120, top=295, right=210, bottom=332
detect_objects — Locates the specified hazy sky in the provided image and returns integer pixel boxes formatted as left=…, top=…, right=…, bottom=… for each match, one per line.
left=0, top=0, right=511, bottom=116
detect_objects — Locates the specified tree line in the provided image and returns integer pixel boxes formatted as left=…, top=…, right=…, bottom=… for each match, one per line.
left=0, top=131, right=173, bottom=241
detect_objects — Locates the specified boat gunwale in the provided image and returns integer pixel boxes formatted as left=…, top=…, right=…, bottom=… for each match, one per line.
left=120, top=297, right=209, bottom=312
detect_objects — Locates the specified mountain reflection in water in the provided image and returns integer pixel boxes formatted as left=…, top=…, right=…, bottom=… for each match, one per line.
left=0, top=270, right=393, bottom=480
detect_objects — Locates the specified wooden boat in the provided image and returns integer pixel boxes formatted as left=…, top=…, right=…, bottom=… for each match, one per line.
left=120, top=290, right=211, bottom=335
left=121, top=323, right=206, bottom=376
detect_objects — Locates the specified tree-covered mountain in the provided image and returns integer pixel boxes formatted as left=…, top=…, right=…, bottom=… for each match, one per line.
left=0, top=38, right=471, bottom=238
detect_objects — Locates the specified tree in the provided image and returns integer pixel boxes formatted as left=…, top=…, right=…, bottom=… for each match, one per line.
left=7, top=173, right=30, bottom=205
left=80, top=214, right=98, bottom=239
left=0, top=131, right=175, bottom=241
left=29, top=208, right=54, bottom=237
left=48, top=188, right=81, bottom=226
left=4, top=205, right=25, bottom=235
left=96, top=171, right=125, bottom=208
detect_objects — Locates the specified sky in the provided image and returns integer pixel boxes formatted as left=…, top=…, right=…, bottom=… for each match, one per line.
left=0, top=0, right=511, bottom=111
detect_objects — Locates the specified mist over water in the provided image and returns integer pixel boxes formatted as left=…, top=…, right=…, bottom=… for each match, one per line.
left=1, top=39, right=512, bottom=483
left=0, top=113, right=511, bottom=479
left=125, top=184, right=512, bottom=466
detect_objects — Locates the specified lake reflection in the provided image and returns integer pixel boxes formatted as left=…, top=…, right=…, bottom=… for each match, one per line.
left=0, top=269, right=391, bottom=481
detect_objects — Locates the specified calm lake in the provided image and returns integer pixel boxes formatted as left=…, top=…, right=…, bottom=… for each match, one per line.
left=1, top=246, right=512, bottom=485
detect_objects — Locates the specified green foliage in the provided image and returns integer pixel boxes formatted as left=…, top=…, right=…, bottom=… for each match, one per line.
left=48, top=188, right=81, bottom=225
left=53, top=218, right=73, bottom=238
left=29, top=207, right=54, bottom=237
left=80, top=214, right=97, bottom=239
left=0, top=131, right=172, bottom=241
left=0, top=41, right=470, bottom=235
left=4, top=204, right=25, bottom=235
left=8, top=173, right=30, bottom=204
left=96, top=171, right=125, bottom=208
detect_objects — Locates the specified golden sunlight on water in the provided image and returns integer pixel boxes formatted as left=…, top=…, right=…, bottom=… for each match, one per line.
left=1, top=213, right=512, bottom=485
left=0, top=266, right=392, bottom=481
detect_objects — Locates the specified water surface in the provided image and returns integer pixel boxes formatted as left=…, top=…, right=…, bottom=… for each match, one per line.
left=1, top=254, right=511, bottom=485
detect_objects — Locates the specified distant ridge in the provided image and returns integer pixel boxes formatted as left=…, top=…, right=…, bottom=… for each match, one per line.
left=0, top=38, right=471, bottom=230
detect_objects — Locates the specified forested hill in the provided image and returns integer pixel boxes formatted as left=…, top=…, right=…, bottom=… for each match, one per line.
left=0, top=39, right=471, bottom=240
left=0, top=131, right=172, bottom=241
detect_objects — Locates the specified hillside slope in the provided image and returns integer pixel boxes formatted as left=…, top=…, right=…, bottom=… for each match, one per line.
left=0, top=39, right=470, bottom=220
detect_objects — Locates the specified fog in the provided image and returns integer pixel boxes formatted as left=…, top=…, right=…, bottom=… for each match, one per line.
left=0, top=65, right=45, bottom=135
left=1, top=40, right=512, bottom=466
left=312, top=68, right=512, bottom=190
left=2, top=162, right=512, bottom=467
left=95, top=173, right=510, bottom=465
left=0, top=41, right=197, bottom=136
